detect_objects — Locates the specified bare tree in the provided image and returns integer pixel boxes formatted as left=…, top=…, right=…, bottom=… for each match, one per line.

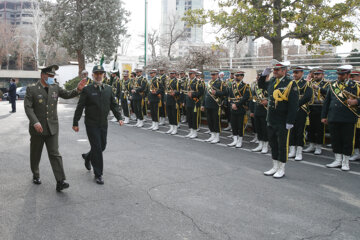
left=118, top=34, right=131, bottom=56
left=179, top=46, right=221, bottom=73
left=139, top=29, right=159, bottom=60
left=160, top=13, right=187, bottom=59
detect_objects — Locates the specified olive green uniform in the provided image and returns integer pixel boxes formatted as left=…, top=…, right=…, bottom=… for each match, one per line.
left=24, top=81, right=79, bottom=181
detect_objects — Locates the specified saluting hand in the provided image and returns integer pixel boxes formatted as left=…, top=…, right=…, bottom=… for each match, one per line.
left=77, top=79, right=87, bottom=92
left=72, top=126, right=79, bottom=132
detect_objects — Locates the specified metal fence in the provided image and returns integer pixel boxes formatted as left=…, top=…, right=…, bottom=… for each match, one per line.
left=217, top=52, right=360, bottom=70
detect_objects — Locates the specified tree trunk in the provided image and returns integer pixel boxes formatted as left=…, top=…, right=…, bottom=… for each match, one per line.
left=272, top=0, right=282, bottom=61
left=272, top=39, right=282, bottom=61
left=77, top=49, right=85, bottom=77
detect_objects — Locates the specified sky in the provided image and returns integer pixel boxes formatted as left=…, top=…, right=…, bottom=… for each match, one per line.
left=123, top=0, right=219, bottom=56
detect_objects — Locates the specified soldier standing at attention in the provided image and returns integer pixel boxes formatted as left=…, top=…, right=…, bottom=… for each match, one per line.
left=227, top=71, right=251, bottom=148
left=24, top=65, right=86, bottom=191
left=201, top=70, right=227, bottom=144
left=132, top=69, right=147, bottom=128
left=120, top=70, right=131, bottom=124
left=179, top=70, right=188, bottom=123
left=349, top=70, right=360, bottom=161
left=166, top=70, right=181, bottom=135
left=288, top=66, right=313, bottom=161
left=73, top=65, right=123, bottom=185
left=81, top=70, right=92, bottom=86
left=259, top=61, right=299, bottom=179
left=185, top=69, right=204, bottom=139
left=147, top=69, right=164, bottom=131
left=322, top=65, right=359, bottom=171
left=303, top=68, right=329, bottom=155
left=158, top=67, right=168, bottom=126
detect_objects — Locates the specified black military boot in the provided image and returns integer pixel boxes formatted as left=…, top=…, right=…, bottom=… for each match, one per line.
left=95, top=175, right=104, bottom=185
left=56, top=180, right=70, bottom=192
left=82, top=153, right=91, bottom=171
left=32, top=176, right=41, bottom=185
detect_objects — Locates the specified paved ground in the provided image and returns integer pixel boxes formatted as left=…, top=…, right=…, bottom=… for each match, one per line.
left=0, top=100, right=359, bottom=240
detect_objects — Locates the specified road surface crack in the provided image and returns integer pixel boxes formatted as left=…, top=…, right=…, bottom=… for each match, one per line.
left=300, top=217, right=360, bottom=240
left=146, top=168, right=241, bottom=240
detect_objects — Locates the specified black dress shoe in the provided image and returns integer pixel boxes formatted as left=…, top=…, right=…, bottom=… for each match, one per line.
left=95, top=176, right=104, bottom=185
left=56, top=180, right=70, bottom=192
left=82, top=153, right=91, bottom=171
left=33, top=177, right=41, bottom=185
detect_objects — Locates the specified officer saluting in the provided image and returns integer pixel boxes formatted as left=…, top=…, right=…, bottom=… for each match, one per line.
left=24, top=65, right=86, bottom=191
left=259, top=60, right=299, bottom=178
left=73, top=65, right=124, bottom=185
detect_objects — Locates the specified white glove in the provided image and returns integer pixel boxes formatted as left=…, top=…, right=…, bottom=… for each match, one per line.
left=262, top=67, right=272, bottom=76
left=127, top=100, right=131, bottom=104
left=286, top=124, right=294, bottom=130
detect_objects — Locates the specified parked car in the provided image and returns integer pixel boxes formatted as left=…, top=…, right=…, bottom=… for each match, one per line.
left=2, top=86, right=27, bottom=100
left=16, top=86, right=27, bottom=100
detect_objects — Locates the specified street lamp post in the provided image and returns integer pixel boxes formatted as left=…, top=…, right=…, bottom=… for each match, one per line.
left=144, top=0, right=148, bottom=67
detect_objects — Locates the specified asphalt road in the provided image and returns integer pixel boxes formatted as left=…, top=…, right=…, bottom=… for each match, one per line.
left=0, top=100, right=359, bottom=240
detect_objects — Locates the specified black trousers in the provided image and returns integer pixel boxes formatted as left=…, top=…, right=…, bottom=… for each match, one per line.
left=84, top=125, right=107, bottom=177
left=355, top=127, right=360, bottom=149
left=167, top=104, right=178, bottom=125
left=149, top=101, right=159, bottom=122
left=268, top=123, right=290, bottom=163
left=289, top=109, right=307, bottom=147
left=206, top=107, right=221, bottom=133
left=143, top=97, right=148, bottom=116
left=10, top=97, right=16, bottom=112
left=224, top=102, right=231, bottom=123
left=251, top=116, right=256, bottom=134
left=187, top=106, right=199, bottom=130
left=254, top=115, right=268, bottom=141
left=133, top=99, right=143, bottom=120
left=121, top=98, right=129, bottom=117
left=308, top=108, right=325, bottom=144
left=329, top=122, right=355, bottom=156
left=159, top=95, right=166, bottom=117
left=231, top=113, right=245, bottom=136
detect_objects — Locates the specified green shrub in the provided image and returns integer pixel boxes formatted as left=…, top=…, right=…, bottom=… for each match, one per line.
left=64, top=76, right=81, bottom=90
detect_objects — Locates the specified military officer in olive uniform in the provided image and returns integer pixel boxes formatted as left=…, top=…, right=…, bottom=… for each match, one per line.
left=288, top=66, right=313, bottom=161
left=227, top=71, right=251, bottom=148
left=166, top=70, right=182, bottom=135
left=258, top=60, right=299, bottom=178
left=201, top=70, right=227, bottom=144
left=147, top=69, right=164, bottom=131
left=24, top=65, right=86, bottom=191
left=73, top=65, right=123, bottom=184
left=322, top=65, right=360, bottom=171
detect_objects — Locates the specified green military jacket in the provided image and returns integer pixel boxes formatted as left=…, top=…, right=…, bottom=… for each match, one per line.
left=24, top=81, right=79, bottom=136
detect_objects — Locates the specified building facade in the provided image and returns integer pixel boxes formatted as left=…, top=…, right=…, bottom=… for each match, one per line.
left=0, top=0, right=35, bottom=26
left=160, top=0, right=204, bottom=57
